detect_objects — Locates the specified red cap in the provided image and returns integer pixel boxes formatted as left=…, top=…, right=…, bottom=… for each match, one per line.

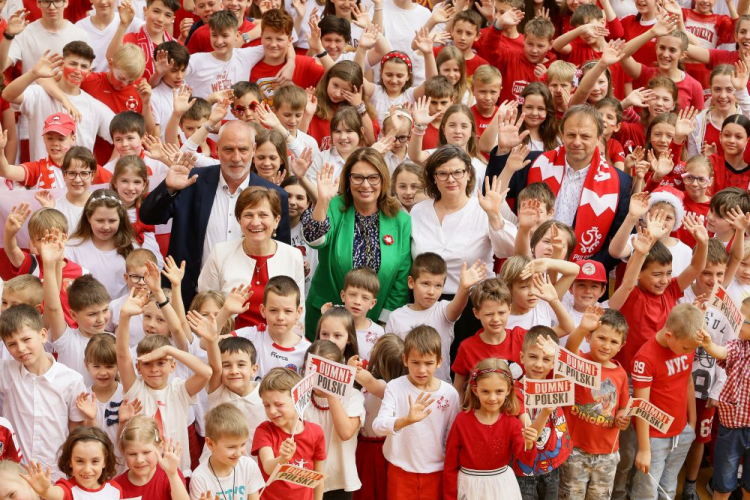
left=575, top=260, right=607, bottom=284
left=42, top=113, right=76, bottom=137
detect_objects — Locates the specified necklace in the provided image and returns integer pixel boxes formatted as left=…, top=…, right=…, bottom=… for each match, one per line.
left=254, top=259, right=269, bottom=286
left=311, top=395, right=330, bottom=411
left=208, top=458, right=236, bottom=500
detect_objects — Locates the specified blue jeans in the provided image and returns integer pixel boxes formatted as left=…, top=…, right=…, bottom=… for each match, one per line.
left=713, top=424, right=750, bottom=494
left=517, top=469, right=560, bottom=500
left=631, top=424, right=695, bottom=500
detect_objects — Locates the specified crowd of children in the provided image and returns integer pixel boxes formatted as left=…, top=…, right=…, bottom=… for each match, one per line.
left=0, top=0, right=749, bottom=498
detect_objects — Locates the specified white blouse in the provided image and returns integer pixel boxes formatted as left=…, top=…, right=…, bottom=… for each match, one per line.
left=410, top=197, right=517, bottom=294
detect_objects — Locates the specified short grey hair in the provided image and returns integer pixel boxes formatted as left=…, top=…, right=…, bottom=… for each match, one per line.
left=560, top=105, right=604, bottom=138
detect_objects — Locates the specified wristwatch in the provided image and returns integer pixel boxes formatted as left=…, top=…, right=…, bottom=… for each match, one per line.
left=242, top=32, right=251, bottom=44
left=156, top=297, right=170, bottom=309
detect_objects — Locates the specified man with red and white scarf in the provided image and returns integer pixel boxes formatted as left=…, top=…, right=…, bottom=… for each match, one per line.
left=486, top=105, right=632, bottom=271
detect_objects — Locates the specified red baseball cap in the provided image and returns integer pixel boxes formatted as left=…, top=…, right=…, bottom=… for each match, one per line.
left=42, top=113, right=76, bottom=137
left=575, top=260, right=607, bottom=284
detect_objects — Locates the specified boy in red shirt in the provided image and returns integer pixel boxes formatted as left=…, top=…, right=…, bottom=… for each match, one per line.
left=187, top=0, right=257, bottom=54
left=630, top=303, right=704, bottom=499
left=470, top=65, right=500, bottom=139
left=433, top=10, right=487, bottom=78
left=107, top=0, right=180, bottom=84
left=250, top=9, right=324, bottom=107
left=484, top=16, right=556, bottom=104
left=476, top=0, right=524, bottom=62
left=451, top=277, right=525, bottom=401
left=419, top=76, right=455, bottom=150
left=558, top=306, right=631, bottom=498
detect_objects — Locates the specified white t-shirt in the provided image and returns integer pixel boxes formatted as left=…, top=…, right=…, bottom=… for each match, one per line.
left=380, top=1, right=432, bottom=85
left=55, top=196, right=85, bottom=235
left=233, top=326, right=311, bottom=379
left=189, top=456, right=264, bottom=500
left=361, top=390, right=382, bottom=438
left=623, top=234, right=693, bottom=276
left=65, top=237, right=128, bottom=301
left=506, top=300, right=558, bottom=331
left=8, top=21, right=90, bottom=72
left=200, top=383, right=267, bottom=462
left=90, top=383, right=126, bottom=474
left=356, top=320, right=385, bottom=362
left=15, top=85, right=114, bottom=162
left=370, top=85, right=416, bottom=125
left=286, top=129, right=320, bottom=161
left=151, top=82, right=176, bottom=139
left=123, top=377, right=197, bottom=475
left=307, top=147, right=347, bottom=187
left=75, top=15, right=143, bottom=72
left=727, top=278, right=750, bottom=307
left=304, top=391, right=365, bottom=492
left=51, top=327, right=108, bottom=386
left=385, top=301, right=455, bottom=382
left=371, top=375, right=459, bottom=473
left=559, top=293, right=611, bottom=353
left=185, top=47, right=266, bottom=99
left=107, top=293, right=145, bottom=348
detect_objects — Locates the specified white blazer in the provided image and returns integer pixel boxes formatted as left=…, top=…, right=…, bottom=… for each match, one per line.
left=197, top=238, right=306, bottom=306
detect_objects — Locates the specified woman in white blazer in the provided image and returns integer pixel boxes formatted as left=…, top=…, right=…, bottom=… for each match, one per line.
left=198, top=187, right=305, bottom=329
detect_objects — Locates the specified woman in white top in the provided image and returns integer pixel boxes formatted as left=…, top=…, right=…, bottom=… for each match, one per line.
left=410, top=145, right=517, bottom=361
left=198, top=187, right=305, bottom=330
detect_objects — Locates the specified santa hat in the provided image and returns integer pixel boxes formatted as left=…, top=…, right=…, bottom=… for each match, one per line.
left=648, top=185, right=686, bottom=230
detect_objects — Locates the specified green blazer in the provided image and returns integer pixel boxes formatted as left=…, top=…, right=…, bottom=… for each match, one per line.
left=305, top=195, right=412, bottom=335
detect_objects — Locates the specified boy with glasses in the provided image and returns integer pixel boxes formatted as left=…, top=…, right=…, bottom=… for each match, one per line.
left=0, top=0, right=90, bottom=73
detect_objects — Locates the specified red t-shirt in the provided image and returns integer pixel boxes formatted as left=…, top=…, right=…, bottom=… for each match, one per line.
left=476, top=27, right=524, bottom=64
left=115, top=466, right=185, bottom=500
left=632, top=336, right=694, bottom=438
left=307, top=113, right=381, bottom=151
left=615, top=121, right=645, bottom=151
left=470, top=104, right=496, bottom=139
left=451, top=327, right=526, bottom=375
left=673, top=197, right=710, bottom=247
left=55, top=478, right=122, bottom=500
left=634, top=66, right=705, bottom=111
left=433, top=46, right=489, bottom=79
left=564, top=353, right=629, bottom=454
left=187, top=18, right=258, bottom=54
left=251, top=420, right=326, bottom=500
left=710, top=154, right=750, bottom=192
left=615, top=278, right=684, bottom=374
left=514, top=379, right=572, bottom=476
left=566, top=41, right=631, bottom=100
left=21, top=0, right=91, bottom=23
left=250, top=56, right=325, bottom=106
left=607, top=137, right=625, bottom=166
left=621, top=16, right=658, bottom=67
left=0, top=418, right=21, bottom=462
left=123, top=27, right=175, bottom=81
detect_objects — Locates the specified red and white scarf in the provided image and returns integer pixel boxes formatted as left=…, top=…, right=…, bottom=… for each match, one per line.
left=527, top=146, right=620, bottom=260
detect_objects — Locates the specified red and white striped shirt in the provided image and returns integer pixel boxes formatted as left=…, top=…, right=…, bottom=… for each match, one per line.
left=717, top=339, right=750, bottom=428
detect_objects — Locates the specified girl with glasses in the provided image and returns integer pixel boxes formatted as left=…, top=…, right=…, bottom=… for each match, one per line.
left=301, top=147, right=411, bottom=337
left=673, top=156, right=714, bottom=248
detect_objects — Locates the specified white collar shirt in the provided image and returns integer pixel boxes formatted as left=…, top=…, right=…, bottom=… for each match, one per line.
left=202, top=170, right=251, bottom=267
left=554, top=158, right=590, bottom=227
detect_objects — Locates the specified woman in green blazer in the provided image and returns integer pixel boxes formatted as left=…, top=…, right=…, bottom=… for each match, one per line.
left=301, top=147, right=412, bottom=338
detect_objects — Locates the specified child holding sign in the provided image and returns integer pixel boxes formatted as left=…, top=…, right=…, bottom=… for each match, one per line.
left=698, top=296, right=750, bottom=500
left=303, top=340, right=365, bottom=497
left=512, top=327, right=573, bottom=499
left=371, top=326, right=459, bottom=500
left=558, top=306, right=631, bottom=499
left=443, top=358, right=538, bottom=500
left=252, top=368, right=326, bottom=500
left=630, top=303, right=705, bottom=500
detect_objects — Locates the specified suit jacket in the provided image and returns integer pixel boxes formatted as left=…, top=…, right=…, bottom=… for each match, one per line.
left=139, top=165, right=291, bottom=305
left=486, top=148, right=632, bottom=272
left=306, top=196, right=412, bottom=324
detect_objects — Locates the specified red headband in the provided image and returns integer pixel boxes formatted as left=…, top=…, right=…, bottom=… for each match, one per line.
left=469, top=368, right=512, bottom=387
left=381, top=52, right=412, bottom=71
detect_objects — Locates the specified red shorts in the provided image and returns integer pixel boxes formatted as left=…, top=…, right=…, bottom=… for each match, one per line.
left=353, top=436, right=387, bottom=500
left=387, top=462, right=442, bottom=500
left=695, top=398, right=717, bottom=444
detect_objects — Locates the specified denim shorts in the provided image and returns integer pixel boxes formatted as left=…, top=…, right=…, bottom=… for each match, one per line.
left=713, top=424, right=750, bottom=494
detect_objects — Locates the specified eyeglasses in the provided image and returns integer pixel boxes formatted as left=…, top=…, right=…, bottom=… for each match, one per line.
left=435, top=169, right=466, bottom=181
left=63, top=170, right=93, bottom=180
left=232, top=102, right=260, bottom=114
left=350, top=173, right=382, bottom=186
left=128, top=274, right=146, bottom=284
left=394, top=135, right=410, bottom=143
left=38, top=0, right=64, bottom=7
left=681, top=173, right=710, bottom=186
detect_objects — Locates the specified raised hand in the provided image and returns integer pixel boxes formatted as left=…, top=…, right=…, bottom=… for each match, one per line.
left=632, top=226, right=654, bottom=254
left=161, top=256, right=186, bottom=287
left=137, top=345, right=173, bottom=363
left=478, top=175, right=509, bottom=219
left=187, top=310, right=219, bottom=343
left=165, top=152, right=199, bottom=192
left=652, top=10, right=679, bottom=37
left=122, top=287, right=149, bottom=317
left=316, top=163, right=340, bottom=205
left=535, top=334, right=557, bottom=357
left=459, top=260, right=487, bottom=289
left=496, top=7, right=524, bottom=27
left=136, top=79, right=152, bottom=104
left=118, top=0, right=135, bottom=26
left=430, top=3, right=455, bottom=24
left=119, top=398, right=143, bottom=423
left=157, top=438, right=183, bottom=476
left=725, top=205, right=750, bottom=233
left=305, top=88, right=318, bottom=117
left=154, top=50, right=173, bottom=77
left=629, top=192, right=651, bottom=219
left=256, top=102, right=282, bottom=130
left=675, top=106, right=699, bottom=138
left=600, top=39, right=626, bottom=66
left=290, top=148, right=314, bottom=178
left=76, top=392, right=97, bottom=421
left=209, top=97, right=230, bottom=124
left=550, top=225, right=567, bottom=260
left=406, top=392, right=435, bottom=424
left=144, top=260, right=162, bottom=293
left=5, top=203, right=31, bottom=236
left=372, top=134, right=396, bottom=155
left=732, top=60, right=750, bottom=91
left=412, top=96, right=439, bottom=127
left=39, top=228, right=66, bottom=264
left=34, top=190, right=55, bottom=208
left=358, top=24, right=379, bottom=50
left=6, top=9, right=29, bottom=36
left=20, top=461, right=52, bottom=496
left=580, top=305, right=604, bottom=332
left=518, top=199, right=542, bottom=230
left=623, top=88, right=654, bottom=109
left=530, top=273, right=557, bottom=302
left=507, top=143, right=532, bottom=170
left=413, top=27, right=434, bottom=54
left=683, top=212, right=709, bottom=243
left=172, top=84, right=196, bottom=116
left=581, top=21, right=609, bottom=39
left=701, top=142, right=718, bottom=157
left=350, top=3, right=372, bottom=28
left=645, top=208, right=669, bottom=240
left=520, top=258, right=549, bottom=280
left=633, top=160, right=650, bottom=180
left=340, top=84, right=363, bottom=107
left=223, top=284, right=253, bottom=315
left=497, top=108, right=530, bottom=150
left=32, top=50, right=63, bottom=79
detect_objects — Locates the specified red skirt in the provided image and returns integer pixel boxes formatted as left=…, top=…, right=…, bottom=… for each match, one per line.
left=353, top=436, right=387, bottom=500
